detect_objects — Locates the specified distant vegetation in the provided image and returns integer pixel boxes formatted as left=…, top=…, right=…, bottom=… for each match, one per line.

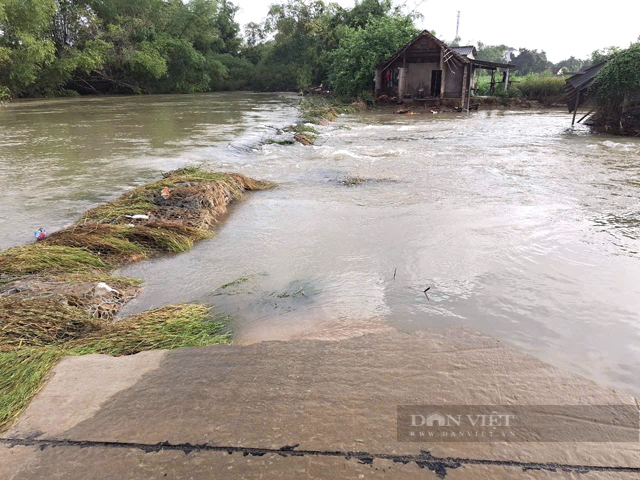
left=475, top=74, right=566, bottom=103
left=0, top=0, right=636, bottom=99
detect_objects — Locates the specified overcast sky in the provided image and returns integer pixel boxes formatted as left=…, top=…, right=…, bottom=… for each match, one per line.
left=234, top=0, right=639, bottom=63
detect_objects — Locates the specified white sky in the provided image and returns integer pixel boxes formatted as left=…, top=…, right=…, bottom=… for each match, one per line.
left=234, top=0, right=640, bottom=63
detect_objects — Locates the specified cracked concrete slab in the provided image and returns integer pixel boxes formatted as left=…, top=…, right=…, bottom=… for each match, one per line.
left=2, top=327, right=639, bottom=479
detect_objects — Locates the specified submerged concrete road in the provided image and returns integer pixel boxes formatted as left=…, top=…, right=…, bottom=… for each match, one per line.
left=1, top=327, right=639, bottom=479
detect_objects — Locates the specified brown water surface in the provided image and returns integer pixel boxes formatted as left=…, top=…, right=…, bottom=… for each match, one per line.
left=1, top=94, right=639, bottom=396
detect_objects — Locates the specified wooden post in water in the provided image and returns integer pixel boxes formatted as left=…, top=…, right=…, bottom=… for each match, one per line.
left=440, top=49, right=445, bottom=98
left=398, top=68, right=407, bottom=102
left=467, top=64, right=472, bottom=112
left=572, top=92, right=580, bottom=125
left=461, top=62, right=468, bottom=110
left=490, top=69, right=496, bottom=95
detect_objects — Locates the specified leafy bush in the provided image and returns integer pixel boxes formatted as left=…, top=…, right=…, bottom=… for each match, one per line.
left=208, top=53, right=255, bottom=91
left=592, top=44, right=640, bottom=134
left=594, top=44, right=640, bottom=109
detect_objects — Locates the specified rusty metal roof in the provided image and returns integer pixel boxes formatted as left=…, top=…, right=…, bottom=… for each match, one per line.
left=564, top=61, right=608, bottom=113
left=376, top=31, right=469, bottom=72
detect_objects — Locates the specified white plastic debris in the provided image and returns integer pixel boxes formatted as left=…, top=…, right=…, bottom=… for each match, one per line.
left=125, top=214, right=150, bottom=220
left=94, top=282, right=120, bottom=297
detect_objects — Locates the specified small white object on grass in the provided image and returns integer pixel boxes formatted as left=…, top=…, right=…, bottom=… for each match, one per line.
left=94, top=282, right=120, bottom=297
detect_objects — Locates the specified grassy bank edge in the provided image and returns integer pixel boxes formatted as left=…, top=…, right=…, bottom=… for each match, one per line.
left=0, top=166, right=274, bottom=432
left=0, top=304, right=232, bottom=432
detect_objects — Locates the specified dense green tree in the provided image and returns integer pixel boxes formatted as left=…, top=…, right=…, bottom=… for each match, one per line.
left=0, top=0, right=604, bottom=98
left=328, top=14, right=418, bottom=98
left=0, top=0, right=242, bottom=96
left=0, top=0, right=57, bottom=94
left=590, top=46, right=621, bottom=65
left=554, top=56, right=585, bottom=73
left=511, top=48, right=552, bottom=75
left=343, top=0, right=393, bottom=29
left=476, top=42, right=511, bottom=64
left=253, top=0, right=339, bottom=90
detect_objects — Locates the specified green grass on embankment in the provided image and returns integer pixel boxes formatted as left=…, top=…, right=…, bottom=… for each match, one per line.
left=0, top=304, right=231, bottom=431
left=0, top=166, right=272, bottom=432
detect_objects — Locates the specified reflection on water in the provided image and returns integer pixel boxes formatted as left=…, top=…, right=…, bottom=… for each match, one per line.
left=2, top=95, right=640, bottom=396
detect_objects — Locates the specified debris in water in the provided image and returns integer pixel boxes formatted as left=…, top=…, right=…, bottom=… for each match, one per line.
left=294, top=133, right=314, bottom=146
left=424, top=287, right=431, bottom=300
left=219, top=275, right=254, bottom=290
left=34, top=228, right=47, bottom=242
left=394, top=108, right=416, bottom=115
left=393, top=268, right=397, bottom=282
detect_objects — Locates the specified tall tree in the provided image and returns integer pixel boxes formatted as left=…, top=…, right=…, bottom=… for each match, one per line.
left=0, top=0, right=57, bottom=95
left=511, top=48, right=552, bottom=75
left=328, top=14, right=418, bottom=98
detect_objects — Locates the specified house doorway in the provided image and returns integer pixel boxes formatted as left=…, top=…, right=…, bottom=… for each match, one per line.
left=430, top=70, right=442, bottom=97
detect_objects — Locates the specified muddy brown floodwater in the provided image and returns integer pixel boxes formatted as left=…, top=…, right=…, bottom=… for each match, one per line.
left=1, top=93, right=639, bottom=397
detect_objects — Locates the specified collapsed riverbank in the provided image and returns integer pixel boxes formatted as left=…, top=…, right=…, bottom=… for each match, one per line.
left=0, top=167, right=274, bottom=431
left=270, top=100, right=365, bottom=146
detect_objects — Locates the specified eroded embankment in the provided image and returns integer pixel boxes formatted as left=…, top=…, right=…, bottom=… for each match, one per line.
left=0, top=166, right=274, bottom=431
left=271, top=99, right=364, bottom=146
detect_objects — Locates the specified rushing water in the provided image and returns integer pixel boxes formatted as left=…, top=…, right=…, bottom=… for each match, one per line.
left=1, top=93, right=640, bottom=396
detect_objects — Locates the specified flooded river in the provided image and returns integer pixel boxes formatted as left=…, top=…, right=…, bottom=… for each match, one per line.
left=1, top=93, right=639, bottom=396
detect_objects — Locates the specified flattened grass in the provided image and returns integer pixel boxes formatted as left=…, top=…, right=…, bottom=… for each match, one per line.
left=0, top=297, right=102, bottom=349
left=126, top=223, right=212, bottom=253
left=0, top=245, right=110, bottom=276
left=81, top=167, right=273, bottom=225
left=0, top=166, right=267, bottom=432
left=0, top=304, right=232, bottom=431
left=45, top=223, right=212, bottom=263
left=82, top=196, right=155, bottom=224
left=66, top=304, right=232, bottom=356
left=0, top=348, right=65, bottom=431
left=45, top=224, right=147, bottom=261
